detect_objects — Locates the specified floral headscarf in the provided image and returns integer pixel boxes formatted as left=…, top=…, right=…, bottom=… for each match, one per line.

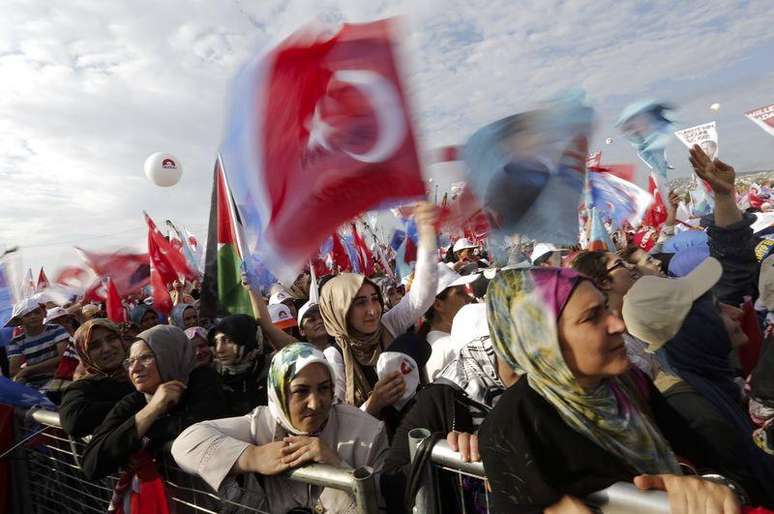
left=486, top=268, right=680, bottom=475
left=268, top=343, right=335, bottom=435
left=319, top=273, right=391, bottom=406
left=73, top=318, right=127, bottom=378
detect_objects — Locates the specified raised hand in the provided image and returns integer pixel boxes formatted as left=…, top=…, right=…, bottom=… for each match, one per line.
left=689, top=144, right=735, bottom=196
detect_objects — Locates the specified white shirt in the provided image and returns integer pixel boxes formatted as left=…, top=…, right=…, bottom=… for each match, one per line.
left=424, top=330, right=454, bottom=381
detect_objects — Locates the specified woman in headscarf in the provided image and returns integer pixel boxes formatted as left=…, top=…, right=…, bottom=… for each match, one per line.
left=60, top=319, right=135, bottom=438
left=479, top=267, right=741, bottom=514
left=81, top=325, right=229, bottom=480
left=382, top=303, right=519, bottom=514
left=172, top=343, right=388, bottom=514
left=185, top=327, right=213, bottom=368
left=129, top=304, right=160, bottom=331
left=319, top=202, right=439, bottom=418
left=208, top=314, right=269, bottom=414
left=624, top=258, right=774, bottom=506
left=170, top=302, right=198, bottom=330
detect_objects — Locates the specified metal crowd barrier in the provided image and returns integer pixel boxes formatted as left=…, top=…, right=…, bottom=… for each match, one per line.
left=408, top=428, right=672, bottom=514
left=7, top=407, right=378, bottom=514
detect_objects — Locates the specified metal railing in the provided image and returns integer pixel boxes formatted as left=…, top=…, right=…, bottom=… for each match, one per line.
left=7, top=407, right=379, bottom=514
left=408, top=428, right=672, bottom=514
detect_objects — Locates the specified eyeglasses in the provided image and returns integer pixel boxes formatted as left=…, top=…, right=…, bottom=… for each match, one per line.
left=123, top=353, right=155, bottom=370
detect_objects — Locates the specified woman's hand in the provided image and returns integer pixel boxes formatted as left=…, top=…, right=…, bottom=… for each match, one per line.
left=447, top=431, right=480, bottom=462
left=689, top=145, right=736, bottom=196
left=413, top=202, right=440, bottom=240
left=239, top=441, right=292, bottom=476
left=282, top=436, right=341, bottom=468
left=634, top=474, right=740, bottom=514
left=366, top=370, right=406, bottom=415
left=147, top=380, right=186, bottom=415
left=544, top=495, right=593, bottom=514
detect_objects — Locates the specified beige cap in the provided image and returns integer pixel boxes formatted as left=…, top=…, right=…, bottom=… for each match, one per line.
left=622, top=257, right=722, bottom=352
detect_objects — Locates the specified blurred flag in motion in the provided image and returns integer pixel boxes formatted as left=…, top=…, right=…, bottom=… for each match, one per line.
left=617, top=100, right=674, bottom=200
left=461, top=89, right=594, bottom=247
left=588, top=169, right=651, bottom=229
left=220, top=18, right=425, bottom=283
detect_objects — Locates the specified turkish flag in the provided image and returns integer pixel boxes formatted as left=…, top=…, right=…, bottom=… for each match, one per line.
left=105, top=277, right=126, bottom=323
left=76, top=248, right=151, bottom=296
left=642, top=174, right=667, bottom=228
left=222, top=18, right=425, bottom=281
left=145, top=213, right=197, bottom=284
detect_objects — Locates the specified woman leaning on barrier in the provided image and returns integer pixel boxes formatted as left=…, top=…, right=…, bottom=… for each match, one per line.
left=80, top=325, right=230, bottom=480
left=478, top=267, right=743, bottom=514
left=59, top=319, right=135, bottom=438
left=171, top=343, right=389, bottom=514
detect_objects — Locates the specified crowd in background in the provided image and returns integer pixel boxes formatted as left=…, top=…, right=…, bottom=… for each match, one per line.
left=3, top=146, right=774, bottom=514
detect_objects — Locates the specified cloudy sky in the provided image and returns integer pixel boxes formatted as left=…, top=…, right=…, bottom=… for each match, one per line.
left=1, top=0, right=773, bottom=280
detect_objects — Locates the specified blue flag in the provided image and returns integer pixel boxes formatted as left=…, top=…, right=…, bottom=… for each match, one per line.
left=0, top=377, right=56, bottom=410
left=616, top=100, right=674, bottom=181
left=462, top=90, right=594, bottom=251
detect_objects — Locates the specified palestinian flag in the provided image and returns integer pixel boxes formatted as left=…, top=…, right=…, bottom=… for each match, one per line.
left=200, top=156, right=253, bottom=318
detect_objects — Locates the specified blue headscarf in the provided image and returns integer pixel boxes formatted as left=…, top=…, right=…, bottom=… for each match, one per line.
left=170, top=303, right=195, bottom=329
left=657, top=294, right=774, bottom=497
left=129, top=304, right=158, bottom=327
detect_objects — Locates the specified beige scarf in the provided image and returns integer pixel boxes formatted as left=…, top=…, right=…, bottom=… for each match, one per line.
left=319, top=273, right=391, bottom=406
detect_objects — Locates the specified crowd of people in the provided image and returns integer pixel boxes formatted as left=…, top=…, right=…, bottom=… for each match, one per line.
left=3, top=144, right=774, bottom=514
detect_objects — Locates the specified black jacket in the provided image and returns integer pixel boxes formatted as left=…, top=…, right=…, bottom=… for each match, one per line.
left=59, top=375, right=135, bottom=438
left=382, top=383, right=484, bottom=514
left=705, top=212, right=758, bottom=306
left=479, top=378, right=726, bottom=514
left=81, top=366, right=230, bottom=480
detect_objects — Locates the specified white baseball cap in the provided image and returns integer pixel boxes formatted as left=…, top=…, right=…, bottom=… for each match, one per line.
left=453, top=238, right=478, bottom=253
left=268, top=303, right=297, bottom=329
left=4, top=298, right=45, bottom=327
left=622, top=257, right=722, bottom=352
left=297, top=301, right=319, bottom=327
left=376, top=352, right=419, bottom=411
left=45, top=307, right=74, bottom=324
left=435, top=263, right=480, bottom=297
left=531, top=243, right=559, bottom=264
left=269, top=288, right=293, bottom=306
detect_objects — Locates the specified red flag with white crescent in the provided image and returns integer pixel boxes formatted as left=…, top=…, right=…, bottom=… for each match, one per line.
left=221, top=18, right=425, bottom=282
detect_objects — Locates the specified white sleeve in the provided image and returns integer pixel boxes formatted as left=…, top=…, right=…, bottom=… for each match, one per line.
left=171, top=413, right=255, bottom=492
left=382, top=242, right=438, bottom=338
left=324, top=346, right=347, bottom=404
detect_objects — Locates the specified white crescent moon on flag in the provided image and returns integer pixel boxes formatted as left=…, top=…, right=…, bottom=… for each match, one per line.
left=332, top=69, right=407, bottom=163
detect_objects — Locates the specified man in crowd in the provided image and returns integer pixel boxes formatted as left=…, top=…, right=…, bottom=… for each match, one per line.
left=5, top=298, right=69, bottom=386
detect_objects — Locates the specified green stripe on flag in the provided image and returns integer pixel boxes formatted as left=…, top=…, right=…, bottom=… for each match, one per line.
left=217, top=244, right=252, bottom=315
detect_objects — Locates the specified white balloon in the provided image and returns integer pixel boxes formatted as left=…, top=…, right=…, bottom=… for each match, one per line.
left=144, top=152, right=182, bottom=187
left=605, top=137, right=614, bottom=145
left=710, top=103, right=720, bottom=111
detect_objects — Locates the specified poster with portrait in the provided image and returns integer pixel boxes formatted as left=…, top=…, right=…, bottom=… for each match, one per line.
left=674, top=121, right=719, bottom=160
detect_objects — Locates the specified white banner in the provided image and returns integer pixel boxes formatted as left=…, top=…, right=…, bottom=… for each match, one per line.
left=745, top=103, right=774, bottom=138
left=674, top=121, right=718, bottom=160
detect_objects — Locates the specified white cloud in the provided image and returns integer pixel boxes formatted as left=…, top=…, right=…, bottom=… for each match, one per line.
left=1, top=0, right=773, bottom=277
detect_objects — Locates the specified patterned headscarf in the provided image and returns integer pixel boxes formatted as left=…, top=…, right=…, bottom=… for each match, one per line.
left=319, top=273, right=391, bottom=406
left=73, top=318, right=127, bottom=378
left=486, top=268, right=681, bottom=475
left=268, top=343, right=336, bottom=435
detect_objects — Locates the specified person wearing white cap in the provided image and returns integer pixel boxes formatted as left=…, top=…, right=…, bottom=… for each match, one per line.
left=450, top=237, right=488, bottom=273
left=530, top=242, right=561, bottom=267
left=5, top=298, right=70, bottom=385
left=422, top=263, right=480, bottom=380
left=623, top=257, right=774, bottom=503
left=268, top=287, right=298, bottom=319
